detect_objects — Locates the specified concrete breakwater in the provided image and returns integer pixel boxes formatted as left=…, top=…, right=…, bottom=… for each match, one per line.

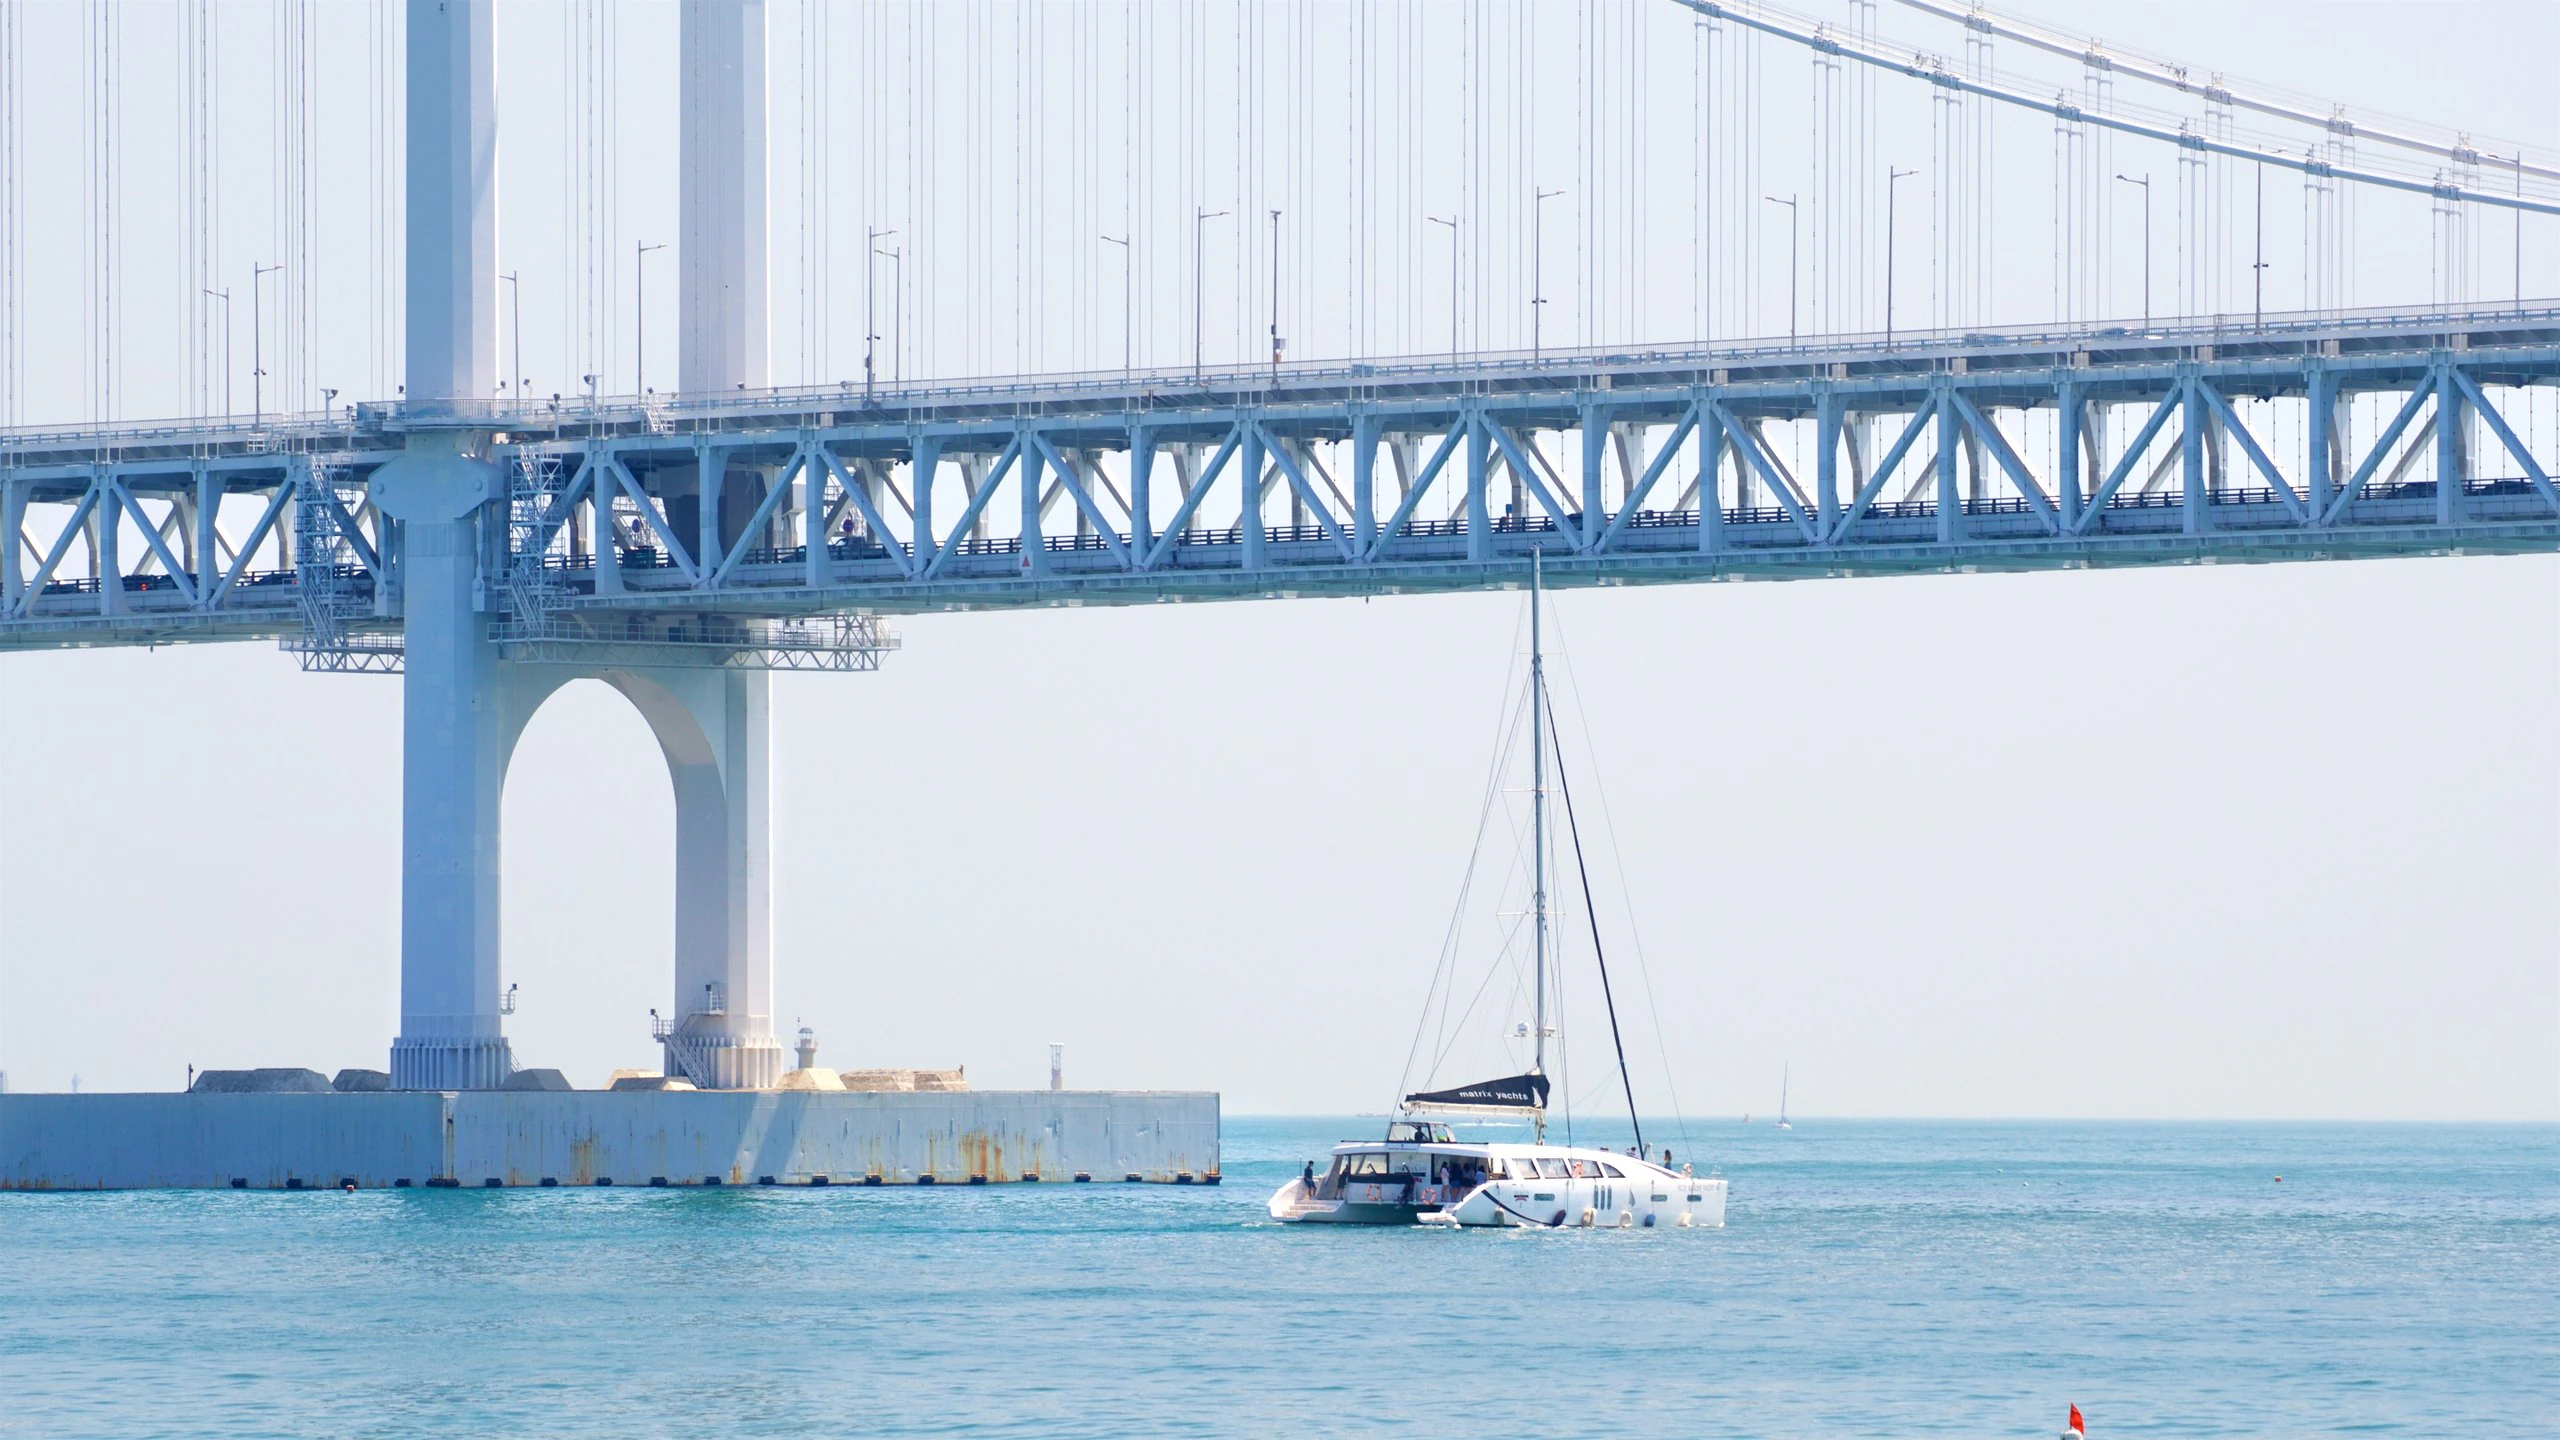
left=0, top=1090, right=1218, bottom=1190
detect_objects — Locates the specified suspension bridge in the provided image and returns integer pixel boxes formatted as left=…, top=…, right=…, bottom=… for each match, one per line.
left=0, top=0, right=2551, bottom=1092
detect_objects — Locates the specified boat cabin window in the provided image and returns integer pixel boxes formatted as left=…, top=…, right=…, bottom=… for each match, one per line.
left=1338, top=1153, right=1389, bottom=1178
left=1386, top=1121, right=1455, bottom=1144
left=1536, top=1158, right=1572, bottom=1179
left=1597, top=1161, right=1625, bottom=1178
left=1486, top=1158, right=1512, bottom=1180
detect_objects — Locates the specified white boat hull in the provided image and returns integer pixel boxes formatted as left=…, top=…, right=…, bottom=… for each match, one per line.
left=1268, top=1144, right=1727, bottom=1230
left=1432, top=1173, right=1726, bottom=1229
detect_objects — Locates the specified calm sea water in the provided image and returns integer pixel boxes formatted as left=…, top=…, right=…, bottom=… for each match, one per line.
left=3, top=1118, right=2552, bottom=1438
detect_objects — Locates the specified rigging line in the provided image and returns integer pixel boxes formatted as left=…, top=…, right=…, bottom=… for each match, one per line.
left=1424, top=820, right=1541, bottom=1088
left=1424, top=909, right=1535, bottom=1084
left=1545, top=604, right=1693, bottom=1153
left=1543, top=673, right=1643, bottom=1157
left=1394, top=596, right=1532, bottom=1109
left=1396, top=658, right=1532, bottom=1111
left=1551, top=902, right=1571, bottom=1147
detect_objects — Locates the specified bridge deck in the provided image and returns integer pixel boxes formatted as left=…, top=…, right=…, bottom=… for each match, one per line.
left=5, top=304, right=2556, bottom=652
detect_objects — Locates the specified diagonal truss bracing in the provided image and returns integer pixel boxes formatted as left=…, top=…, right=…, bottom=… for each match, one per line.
left=3, top=305, right=2558, bottom=652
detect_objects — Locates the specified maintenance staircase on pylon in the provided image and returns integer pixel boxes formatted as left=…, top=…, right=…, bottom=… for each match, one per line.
left=281, top=457, right=405, bottom=674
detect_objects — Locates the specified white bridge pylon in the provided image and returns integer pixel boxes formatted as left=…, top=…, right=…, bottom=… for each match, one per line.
left=381, top=0, right=786, bottom=1091
left=388, top=658, right=777, bottom=1092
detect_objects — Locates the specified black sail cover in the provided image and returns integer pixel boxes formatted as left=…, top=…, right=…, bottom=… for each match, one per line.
left=1402, top=1072, right=1550, bottom=1111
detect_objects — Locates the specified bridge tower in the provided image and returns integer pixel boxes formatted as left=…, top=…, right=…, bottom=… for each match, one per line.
left=378, top=0, right=783, bottom=1091
left=657, top=0, right=783, bottom=1090
left=375, top=0, right=511, bottom=1090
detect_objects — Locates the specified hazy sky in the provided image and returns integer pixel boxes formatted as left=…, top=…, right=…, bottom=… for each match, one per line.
left=1, top=1, right=2554, bottom=1118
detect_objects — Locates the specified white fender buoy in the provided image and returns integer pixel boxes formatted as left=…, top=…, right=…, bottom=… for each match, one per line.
left=1677, top=1211, right=1694, bottom=1228
left=1580, top=1206, right=1597, bottom=1227
left=1617, top=1210, right=1634, bottom=1228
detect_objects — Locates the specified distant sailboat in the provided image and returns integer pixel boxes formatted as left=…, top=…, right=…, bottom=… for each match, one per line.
left=1775, top=1065, right=1792, bottom=1131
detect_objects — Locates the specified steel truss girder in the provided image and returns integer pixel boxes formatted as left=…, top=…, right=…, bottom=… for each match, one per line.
left=4, top=316, right=2558, bottom=650
left=481, top=346, right=2554, bottom=618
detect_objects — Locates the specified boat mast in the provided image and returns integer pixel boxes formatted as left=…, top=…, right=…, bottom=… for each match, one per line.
left=1530, top=550, right=1549, bottom=1144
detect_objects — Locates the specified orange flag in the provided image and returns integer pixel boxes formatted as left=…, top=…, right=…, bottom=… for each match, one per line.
left=2069, top=1404, right=2086, bottom=1435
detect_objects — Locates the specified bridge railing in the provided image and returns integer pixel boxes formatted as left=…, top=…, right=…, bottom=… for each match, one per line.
left=5, top=300, right=2557, bottom=459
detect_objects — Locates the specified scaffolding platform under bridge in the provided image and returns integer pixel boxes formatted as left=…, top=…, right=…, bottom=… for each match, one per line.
left=495, top=608, right=898, bottom=671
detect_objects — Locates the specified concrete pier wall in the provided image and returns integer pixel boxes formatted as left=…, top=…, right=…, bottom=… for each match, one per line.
left=0, top=1091, right=1218, bottom=1190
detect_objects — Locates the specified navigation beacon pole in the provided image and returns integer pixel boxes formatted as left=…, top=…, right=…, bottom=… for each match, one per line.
left=1530, top=549, right=1549, bottom=1144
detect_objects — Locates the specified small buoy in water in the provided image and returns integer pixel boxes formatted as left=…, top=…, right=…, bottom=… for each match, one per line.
left=1580, top=1206, right=1597, bottom=1227
left=2274, top=1176, right=2283, bottom=1183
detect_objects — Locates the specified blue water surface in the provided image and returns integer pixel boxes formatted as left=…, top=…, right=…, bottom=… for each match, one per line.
left=3, top=1118, right=2553, bottom=1438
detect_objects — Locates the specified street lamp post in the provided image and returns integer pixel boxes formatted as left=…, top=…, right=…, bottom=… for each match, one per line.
left=251, top=262, right=282, bottom=424
left=2251, top=162, right=2270, bottom=331
left=2115, top=172, right=2152, bottom=326
left=2518, top=155, right=2529, bottom=316
left=636, top=242, right=666, bottom=395
left=1427, top=215, right=1459, bottom=358
left=1532, top=186, right=1564, bottom=359
left=866, top=225, right=896, bottom=400
left=877, top=241, right=904, bottom=386
left=507, top=270, right=526, bottom=399
left=1885, top=168, right=1915, bottom=344
left=1765, top=194, right=1799, bottom=343
left=1267, top=209, right=1284, bottom=380
left=202, top=288, right=232, bottom=417
left=1100, top=234, right=1132, bottom=376
left=1194, top=207, right=1229, bottom=380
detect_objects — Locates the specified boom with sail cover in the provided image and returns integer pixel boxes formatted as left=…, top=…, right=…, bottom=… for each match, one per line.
left=1402, top=1072, right=1551, bottom=1115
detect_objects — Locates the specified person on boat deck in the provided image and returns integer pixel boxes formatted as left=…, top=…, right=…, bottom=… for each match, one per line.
left=1301, top=1160, right=1316, bottom=1193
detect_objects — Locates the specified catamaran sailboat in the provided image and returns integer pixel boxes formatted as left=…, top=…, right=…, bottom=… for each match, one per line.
left=1270, top=556, right=1727, bottom=1230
